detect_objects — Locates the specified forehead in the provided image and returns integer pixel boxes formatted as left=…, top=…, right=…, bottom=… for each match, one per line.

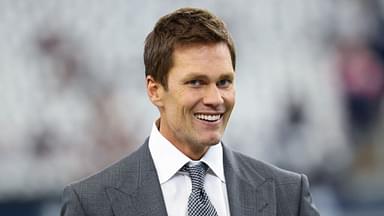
left=169, top=42, right=234, bottom=77
left=173, top=42, right=230, bottom=58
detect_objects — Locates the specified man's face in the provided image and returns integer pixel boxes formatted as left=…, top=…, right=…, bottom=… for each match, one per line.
left=148, top=42, right=235, bottom=159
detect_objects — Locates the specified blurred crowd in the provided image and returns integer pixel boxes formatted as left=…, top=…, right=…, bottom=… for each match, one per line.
left=1, top=0, right=384, bottom=215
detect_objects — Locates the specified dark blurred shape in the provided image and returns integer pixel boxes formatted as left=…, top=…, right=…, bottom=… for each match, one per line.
left=0, top=200, right=41, bottom=216
left=39, top=33, right=61, bottom=53
left=37, top=32, right=79, bottom=90
left=32, top=129, right=55, bottom=158
left=332, top=1, right=384, bottom=214
left=338, top=41, right=384, bottom=135
left=288, top=101, right=305, bottom=126
left=35, top=28, right=135, bottom=165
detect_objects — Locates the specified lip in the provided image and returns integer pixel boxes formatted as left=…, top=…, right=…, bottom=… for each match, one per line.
left=194, top=111, right=224, bottom=115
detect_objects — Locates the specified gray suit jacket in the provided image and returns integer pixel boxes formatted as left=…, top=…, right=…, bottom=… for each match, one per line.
left=61, top=139, right=320, bottom=216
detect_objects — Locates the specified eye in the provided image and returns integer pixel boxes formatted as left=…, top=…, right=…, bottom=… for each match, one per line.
left=186, top=80, right=203, bottom=87
left=217, top=79, right=232, bottom=88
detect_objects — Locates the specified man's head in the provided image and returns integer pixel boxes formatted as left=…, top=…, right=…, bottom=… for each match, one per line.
left=144, top=7, right=236, bottom=89
left=145, top=8, right=236, bottom=160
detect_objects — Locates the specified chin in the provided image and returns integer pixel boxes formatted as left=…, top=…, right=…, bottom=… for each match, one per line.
left=200, top=136, right=221, bottom=146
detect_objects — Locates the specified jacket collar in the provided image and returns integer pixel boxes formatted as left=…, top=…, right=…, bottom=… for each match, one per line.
left=223, top=145, right=276, bottom=215
left=106, top=139, right=168, bottom=216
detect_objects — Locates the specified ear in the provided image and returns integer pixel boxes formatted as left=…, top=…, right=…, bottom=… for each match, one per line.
left=146, top=75, right=165, bottom=107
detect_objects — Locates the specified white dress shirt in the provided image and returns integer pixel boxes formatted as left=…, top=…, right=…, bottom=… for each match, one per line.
left=148, top=121, right=230, bottom=216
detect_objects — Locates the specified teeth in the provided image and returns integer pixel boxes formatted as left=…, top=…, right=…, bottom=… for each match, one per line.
left=195, top=114, right=221, bottom=121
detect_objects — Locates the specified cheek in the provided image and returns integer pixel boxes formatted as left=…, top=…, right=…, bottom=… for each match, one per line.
left=169, top=93, right=193, bottom=117
left=223, top=90, right=236, bottom=106
left=180, top=91, right=202, bottom=108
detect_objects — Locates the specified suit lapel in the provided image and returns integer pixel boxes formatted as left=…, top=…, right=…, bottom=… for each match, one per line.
left=223, top=146, right=276, bottom=216
left=106, top=140, right=168, bottom=216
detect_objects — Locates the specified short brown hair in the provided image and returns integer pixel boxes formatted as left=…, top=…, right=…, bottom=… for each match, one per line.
left=144, top=7, right=236, bottom=89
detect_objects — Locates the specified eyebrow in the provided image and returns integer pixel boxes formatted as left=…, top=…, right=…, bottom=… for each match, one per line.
left=219, top=73, right=235, bottom=80
left=182, top=72, right=235, bottom=81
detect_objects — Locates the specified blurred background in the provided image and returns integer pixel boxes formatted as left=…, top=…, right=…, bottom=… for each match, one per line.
left=1, top=0, right=384, bottom=215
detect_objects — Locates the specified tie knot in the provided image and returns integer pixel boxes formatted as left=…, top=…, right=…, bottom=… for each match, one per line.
left=182, top=162, right=208, bottom=190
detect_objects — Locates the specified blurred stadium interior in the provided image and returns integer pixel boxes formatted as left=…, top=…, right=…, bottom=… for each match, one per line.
left=1, top=0, right=384, bottom=215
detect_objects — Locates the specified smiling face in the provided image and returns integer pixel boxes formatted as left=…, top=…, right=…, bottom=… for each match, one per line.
left=146, top=42, right=235, bottom=160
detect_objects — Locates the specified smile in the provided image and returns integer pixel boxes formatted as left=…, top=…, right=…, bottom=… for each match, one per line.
left=194, top=113, right=223, bottom=122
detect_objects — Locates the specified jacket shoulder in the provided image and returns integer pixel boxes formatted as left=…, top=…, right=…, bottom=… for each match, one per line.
left=61, top=143, right=147, bottom=216
left=225, top=148, right=319, bottom=215
left=70, top=142, right=145, bottom=190
left=226, top=148, right=302, bottom=185
left=65, top=141, right=147, bottom=198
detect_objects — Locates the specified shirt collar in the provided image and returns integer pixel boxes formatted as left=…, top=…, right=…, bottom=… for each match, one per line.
left=148, top=120, right=225, bottom=184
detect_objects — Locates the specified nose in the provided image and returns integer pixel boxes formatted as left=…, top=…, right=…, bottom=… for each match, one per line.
left=203, top=84, right=224, bottom=106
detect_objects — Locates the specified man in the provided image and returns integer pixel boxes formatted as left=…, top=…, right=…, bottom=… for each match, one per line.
left=61, top=7, right=320, bottom=216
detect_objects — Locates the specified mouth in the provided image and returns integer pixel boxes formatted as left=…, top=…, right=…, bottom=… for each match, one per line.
left=194, top=113, right=223, bottom=122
